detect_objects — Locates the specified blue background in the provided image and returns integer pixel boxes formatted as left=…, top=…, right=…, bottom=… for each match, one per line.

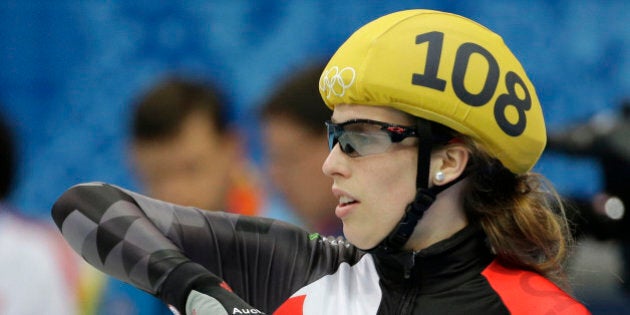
left=0, top=1, right=628, bottom=219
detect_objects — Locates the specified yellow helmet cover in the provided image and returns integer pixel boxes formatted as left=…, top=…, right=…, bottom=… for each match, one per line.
left=319, top=9, right=546, bottom=174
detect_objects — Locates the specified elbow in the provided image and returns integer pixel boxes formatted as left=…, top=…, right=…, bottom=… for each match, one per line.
left=50, top=182, right=127, bottom=230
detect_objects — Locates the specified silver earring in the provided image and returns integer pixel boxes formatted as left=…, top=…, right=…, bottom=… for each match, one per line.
left=435, top=171, right=445, bottom=182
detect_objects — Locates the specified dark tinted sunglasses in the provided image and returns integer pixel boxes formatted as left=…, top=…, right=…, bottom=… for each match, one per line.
left=325, top=119, right=418, bottom=157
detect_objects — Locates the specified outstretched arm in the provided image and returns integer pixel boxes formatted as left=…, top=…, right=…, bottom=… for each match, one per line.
left=51, top=182, right=270, bottom=313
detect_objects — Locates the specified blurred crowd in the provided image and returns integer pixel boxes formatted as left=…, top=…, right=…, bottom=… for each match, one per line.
left=0, top=2, right=627, bottom=315
left=0, top=61, right=342, bottom=314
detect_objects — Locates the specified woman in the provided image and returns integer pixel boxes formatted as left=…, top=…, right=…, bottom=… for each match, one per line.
left=51, top=9, right=590, bottom=314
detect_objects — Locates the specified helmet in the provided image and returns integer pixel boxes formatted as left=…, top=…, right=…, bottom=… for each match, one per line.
left=319, top=9, right=545, bottom=174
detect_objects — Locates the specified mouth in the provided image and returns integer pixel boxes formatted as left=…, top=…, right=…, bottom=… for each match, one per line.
left=332, top=187, right=359, bottom=219
left=338, top=195, right=358, bottom=207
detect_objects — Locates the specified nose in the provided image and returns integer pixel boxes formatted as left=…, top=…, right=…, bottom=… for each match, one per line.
left=322, top=143, right=349, bottom=178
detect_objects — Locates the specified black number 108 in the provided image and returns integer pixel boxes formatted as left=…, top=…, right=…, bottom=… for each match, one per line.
left=411, top=31, right=532, bottom=137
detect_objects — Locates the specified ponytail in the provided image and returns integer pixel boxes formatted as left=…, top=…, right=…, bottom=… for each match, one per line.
left=461, top=140, right=574, bottom=291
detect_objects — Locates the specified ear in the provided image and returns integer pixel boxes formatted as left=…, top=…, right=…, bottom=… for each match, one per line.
left=430, top=144, right=469, bottom=186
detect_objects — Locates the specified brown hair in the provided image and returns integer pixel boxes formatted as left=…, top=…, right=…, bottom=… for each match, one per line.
left=458, top=136, right=574, bottom=291
left=259, top=62, right=332, bottom=135
left=131, top=76, right=229, bottom=142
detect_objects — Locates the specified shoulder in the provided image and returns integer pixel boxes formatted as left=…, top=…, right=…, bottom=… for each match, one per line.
left=481, top=260, right=590, bottom=315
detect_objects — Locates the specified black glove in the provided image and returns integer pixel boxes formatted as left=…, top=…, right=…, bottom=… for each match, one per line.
left=160, top=261, right=265, bottom=315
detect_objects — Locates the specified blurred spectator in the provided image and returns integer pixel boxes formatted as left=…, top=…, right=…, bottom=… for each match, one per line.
left=547, top=98, right=630, bottom=295
left=95, top=75, right=265, bottom=315
left=259, top=62, right=342, bottom=236
left=0, top=109, right=81, bottom=314
left=129, top=76, right=262, bottom=215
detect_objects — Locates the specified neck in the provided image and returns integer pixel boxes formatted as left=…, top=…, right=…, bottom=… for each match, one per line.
left=405, top=179, right=469, bottom=252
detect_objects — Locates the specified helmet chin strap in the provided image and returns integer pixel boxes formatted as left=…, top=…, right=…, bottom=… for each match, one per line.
left=368, top=119, right=464, bottom=254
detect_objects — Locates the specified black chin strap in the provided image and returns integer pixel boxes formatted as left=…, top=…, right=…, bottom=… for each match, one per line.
left=369, top=119, right=465, bottom=254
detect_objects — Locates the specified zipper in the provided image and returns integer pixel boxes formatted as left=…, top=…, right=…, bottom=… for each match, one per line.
left=395, top=277, right=420, bottom=314
left=397, top=251, right=420, bottom=314
left=403, top=250, right=417, bottom=279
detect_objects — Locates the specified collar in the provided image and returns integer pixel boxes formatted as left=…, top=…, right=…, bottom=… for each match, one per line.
left=372, top=224, right=494, bottom=293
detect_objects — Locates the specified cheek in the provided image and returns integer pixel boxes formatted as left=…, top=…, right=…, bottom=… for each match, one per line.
left=371, top=172, right=416, bottom=230
left=360, top=153, right=418, bottom=239
left=370, top=154, right=418, bottom=206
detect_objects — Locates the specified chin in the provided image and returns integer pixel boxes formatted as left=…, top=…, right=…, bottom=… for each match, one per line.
left=344, top=228, right=380, bottom=250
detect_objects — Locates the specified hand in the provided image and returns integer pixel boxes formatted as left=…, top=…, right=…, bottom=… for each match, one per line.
left=160, top=262, right=265, bottom=315
left=184, top=279, right=265, bottom=315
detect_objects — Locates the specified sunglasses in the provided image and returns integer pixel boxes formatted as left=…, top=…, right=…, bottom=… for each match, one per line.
left=325, top=119, right=419, bottom=157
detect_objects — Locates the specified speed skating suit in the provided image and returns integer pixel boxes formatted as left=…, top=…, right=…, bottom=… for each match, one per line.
left=51, top=183, right=589, bottom=314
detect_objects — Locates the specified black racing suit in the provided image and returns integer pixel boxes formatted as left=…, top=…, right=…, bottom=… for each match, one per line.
left=51, top=183, right=589, bottom=314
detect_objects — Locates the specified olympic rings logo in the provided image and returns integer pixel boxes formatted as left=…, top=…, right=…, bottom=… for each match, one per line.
left=320, top=66, right=356, bottom=99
